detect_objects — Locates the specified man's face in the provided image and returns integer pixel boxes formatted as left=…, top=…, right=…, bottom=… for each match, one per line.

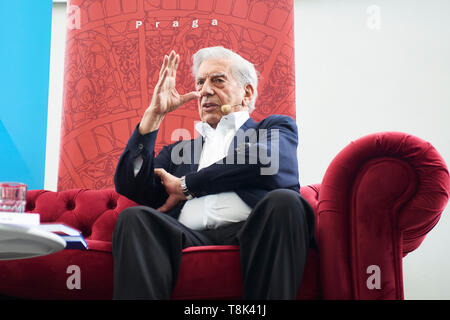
left=195, top=58, right=249, bottom=128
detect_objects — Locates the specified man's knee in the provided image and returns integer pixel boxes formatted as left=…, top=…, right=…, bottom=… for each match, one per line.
left=115, top=206, right=164, bottom=231
left=265, top=189, right=301, bottom=204
left=262, top=189, right=310, bottom=223
left=117, top=206, right=145, bottom=226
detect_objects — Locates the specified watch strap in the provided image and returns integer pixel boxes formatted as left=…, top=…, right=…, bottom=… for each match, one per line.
left=180, top=176, right=194, bottom=200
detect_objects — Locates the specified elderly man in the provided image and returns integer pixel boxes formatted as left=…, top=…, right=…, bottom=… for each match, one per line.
left=113, top=46, right=317, bottom=300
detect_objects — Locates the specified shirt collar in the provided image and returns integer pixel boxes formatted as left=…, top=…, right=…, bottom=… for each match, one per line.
left=195, top=111, right=250, bottom=138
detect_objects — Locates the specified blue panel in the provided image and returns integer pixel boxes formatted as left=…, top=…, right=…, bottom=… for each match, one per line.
left=0, top=1, right=53, bottom=190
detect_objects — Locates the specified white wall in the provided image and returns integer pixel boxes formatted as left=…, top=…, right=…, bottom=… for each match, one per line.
left=294, top=0, right=450, bottom=299
left=45, top=3, right=66, bottom=191
left=47, top=0, right=450, bottom=299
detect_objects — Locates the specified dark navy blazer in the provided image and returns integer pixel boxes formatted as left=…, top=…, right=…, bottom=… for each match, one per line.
left=114, top=114, right=301, bottom=220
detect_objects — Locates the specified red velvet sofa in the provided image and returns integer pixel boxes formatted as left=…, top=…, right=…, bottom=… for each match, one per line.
left=0, top=131, right=448, bottom=299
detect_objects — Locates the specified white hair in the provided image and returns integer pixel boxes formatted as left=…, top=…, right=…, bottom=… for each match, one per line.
left=192, top=46, right=258, bottom=113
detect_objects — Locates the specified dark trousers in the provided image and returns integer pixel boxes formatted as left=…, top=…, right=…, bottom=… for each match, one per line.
left=112, top=189, right=316, bottom=300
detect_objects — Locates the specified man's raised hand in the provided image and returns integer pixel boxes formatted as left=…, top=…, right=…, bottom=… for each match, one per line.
left=139, top=51, right=200, bottom=135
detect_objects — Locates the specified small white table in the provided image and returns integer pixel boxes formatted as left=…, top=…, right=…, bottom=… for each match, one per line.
left=0, top=223, right=66, bottom=260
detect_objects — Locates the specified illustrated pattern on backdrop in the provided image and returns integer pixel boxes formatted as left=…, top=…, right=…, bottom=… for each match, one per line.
left=58, top=0, right=296, bottom=191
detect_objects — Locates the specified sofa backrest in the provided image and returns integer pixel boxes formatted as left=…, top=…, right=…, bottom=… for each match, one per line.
left=26, top=185, right=319, bottom=242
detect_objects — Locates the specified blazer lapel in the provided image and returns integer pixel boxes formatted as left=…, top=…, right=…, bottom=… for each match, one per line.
left=227, top=117, right=259, bottom=155
left=239, top=117, right=258, bottom=132
left=189, top=135, right=204, bottom=172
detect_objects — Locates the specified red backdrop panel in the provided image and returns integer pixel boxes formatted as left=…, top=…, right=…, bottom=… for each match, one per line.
left=58, top=0, right=296, bottom=191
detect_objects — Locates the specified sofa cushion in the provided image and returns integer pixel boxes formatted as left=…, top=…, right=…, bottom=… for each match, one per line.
left=173, top=245, right=320, bottom=300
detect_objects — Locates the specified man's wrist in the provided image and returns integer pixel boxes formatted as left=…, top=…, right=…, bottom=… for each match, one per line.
left=180, top=176, right=194, bottom=200
left=138, top=110, right=165, bottom=135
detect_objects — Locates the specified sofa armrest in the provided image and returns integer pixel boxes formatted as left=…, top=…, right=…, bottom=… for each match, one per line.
left=318, top=132, right=449, bottom=299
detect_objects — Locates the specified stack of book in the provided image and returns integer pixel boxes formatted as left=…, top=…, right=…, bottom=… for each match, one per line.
left=0, top=212, right=88, bottom=250
left=39, top=223, right=88, bottom=250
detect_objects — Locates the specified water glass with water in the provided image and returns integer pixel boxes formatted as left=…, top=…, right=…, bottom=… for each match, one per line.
left=0, top=182, right=27, bottom=213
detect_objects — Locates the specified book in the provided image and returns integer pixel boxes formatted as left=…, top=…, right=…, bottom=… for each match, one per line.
left=39, top=223, right=82, bottom=236
left=60, top=235, right=88, bottom=250
left=39, top=223, right=88, bottom=250
left=0, top=215, right=88, bottom=250
left=0, top=212, right=40, bottom=226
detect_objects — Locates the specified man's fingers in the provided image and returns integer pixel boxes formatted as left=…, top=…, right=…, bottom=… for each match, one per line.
left=156, top=203, right=168, bottom=212
left=168, top=50, right=176, bottom=73
left=153, top=168, right=166, bottom=181
left=157, top=194, right=179, bottom=213
left=174, top=54, right=180, bottom=69
left=154, top=168, right=166, bottom=176
left=172, top=54, right=179, bottom=78
left=159, top=55, right=168, bottom=78
left=157, top=201, right=171, bottom=212
left=179, top=91, right=201, bottom=105
left=153, top=51, right=189, bottom=111
left=156, top=51, right=178, bottom=93
left=155, top=68, right=168, bottom=93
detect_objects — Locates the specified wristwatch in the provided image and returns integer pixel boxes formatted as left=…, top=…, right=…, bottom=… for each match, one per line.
left=180, top=176, right=194, bottom=200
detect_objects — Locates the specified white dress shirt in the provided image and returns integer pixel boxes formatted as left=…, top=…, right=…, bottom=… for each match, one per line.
left=178, top=111, right=252, bottom=230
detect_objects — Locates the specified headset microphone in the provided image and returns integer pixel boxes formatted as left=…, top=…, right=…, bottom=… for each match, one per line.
left=220, top=104, right=245, bottom=115
left=220, top=104, right=232, bottom=115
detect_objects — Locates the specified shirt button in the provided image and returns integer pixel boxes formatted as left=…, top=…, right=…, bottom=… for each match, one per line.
left=138, top=143, right=144, bottom=150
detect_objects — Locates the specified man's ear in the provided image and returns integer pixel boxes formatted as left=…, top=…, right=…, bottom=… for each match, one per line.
left=242, top=83, right=255, bottom=107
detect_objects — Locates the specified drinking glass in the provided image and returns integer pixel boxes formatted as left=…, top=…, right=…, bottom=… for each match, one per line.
left=0, top=182, right=27, bottom=213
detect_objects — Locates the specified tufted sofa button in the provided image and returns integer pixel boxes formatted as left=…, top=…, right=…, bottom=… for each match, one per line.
left=107, top=199, right=117, bottom=210
left=66, top=200, right=76, bottom=210
left=26, top=202, right=35, bottom=211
